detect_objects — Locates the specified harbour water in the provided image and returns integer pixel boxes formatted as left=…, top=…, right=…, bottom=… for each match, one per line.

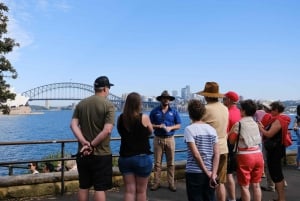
left=0, top=110, right=298, bottom=176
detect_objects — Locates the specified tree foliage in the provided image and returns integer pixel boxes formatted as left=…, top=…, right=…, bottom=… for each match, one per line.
left=0, top=2, right=19, bottom=113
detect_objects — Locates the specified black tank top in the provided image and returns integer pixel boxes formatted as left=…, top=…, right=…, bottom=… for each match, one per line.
left=117, top=113, right=152, bottom=157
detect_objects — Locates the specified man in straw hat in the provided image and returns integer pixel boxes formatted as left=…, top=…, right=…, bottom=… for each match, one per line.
left=150, top=90, right=181, bottom=192
left=196, top=82, right=229, bottom=201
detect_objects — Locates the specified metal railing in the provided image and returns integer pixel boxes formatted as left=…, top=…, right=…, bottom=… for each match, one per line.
left=0, top=135, right=186, bottom=195
left=0, top=133, right=297, bottom=195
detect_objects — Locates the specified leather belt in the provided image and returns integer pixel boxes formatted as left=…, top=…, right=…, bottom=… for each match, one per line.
left=155, top=135, right=174, bottom=138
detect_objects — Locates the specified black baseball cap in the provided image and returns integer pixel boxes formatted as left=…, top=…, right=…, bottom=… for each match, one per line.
left=94, top=76, right=114, bottom=89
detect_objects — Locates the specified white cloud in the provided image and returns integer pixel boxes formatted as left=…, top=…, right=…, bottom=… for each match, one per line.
left=2, top=1, right=34, bottom=62
left=55, top=0, right=71, bottom=12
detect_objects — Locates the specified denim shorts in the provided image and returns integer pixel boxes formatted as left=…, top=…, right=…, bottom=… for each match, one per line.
left=118, top=154, right=153, bottom=177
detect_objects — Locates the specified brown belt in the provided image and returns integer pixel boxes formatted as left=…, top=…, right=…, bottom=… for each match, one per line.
left=155, top=135, right=174, bottom=138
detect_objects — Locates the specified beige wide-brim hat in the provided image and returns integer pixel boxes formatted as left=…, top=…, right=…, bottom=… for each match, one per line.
left=196, top=81, right=224, bottom=98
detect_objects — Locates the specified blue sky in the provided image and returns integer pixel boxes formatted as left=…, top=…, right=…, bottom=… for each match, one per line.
left=3, top=0, right=300, bottom=101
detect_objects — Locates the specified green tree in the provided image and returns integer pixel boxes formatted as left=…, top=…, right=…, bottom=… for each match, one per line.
left=0, top=2, right=19, bottom=114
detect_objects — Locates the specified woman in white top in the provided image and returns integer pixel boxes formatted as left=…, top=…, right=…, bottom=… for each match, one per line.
left=228, top=99, right=263, bottom=201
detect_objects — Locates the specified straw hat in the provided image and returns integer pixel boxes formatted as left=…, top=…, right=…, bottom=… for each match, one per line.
left=196, top=82, right=224, bottom=98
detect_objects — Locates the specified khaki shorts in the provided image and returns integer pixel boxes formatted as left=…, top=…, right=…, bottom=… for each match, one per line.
left=217, top=154, right=228, bottom=183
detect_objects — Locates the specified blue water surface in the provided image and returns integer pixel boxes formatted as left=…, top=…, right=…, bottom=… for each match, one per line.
left=0, top=110, right=298, bottom=176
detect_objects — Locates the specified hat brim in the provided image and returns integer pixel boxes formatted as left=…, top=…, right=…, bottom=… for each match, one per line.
left=156, top=96, right=175, bottom=101
left=196, top=91, right=224, bottom=98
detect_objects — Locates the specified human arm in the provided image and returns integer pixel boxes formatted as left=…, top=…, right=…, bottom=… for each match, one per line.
left=70, top=118, right=92, bottom=155
left=142, top=114, right=154, bottom=135
left=228, top=122, right=239, bottom=145
left=258, top=119, right=281, bottom=138
left=210, top=142, right=220, bottom=188
left=70, top=118, right=90, bottom=146
left=187, top=142, right=210, bottom=176
left=165, top=123, right=181, bottom=133
left=90, top=123, right=114, bottom=147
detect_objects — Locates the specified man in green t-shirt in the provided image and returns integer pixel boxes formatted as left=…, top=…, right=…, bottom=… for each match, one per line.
left=70, top=75, right=115, bottom=201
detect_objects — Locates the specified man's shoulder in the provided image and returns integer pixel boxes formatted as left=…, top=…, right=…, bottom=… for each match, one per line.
left=206, top=102, right=227, bottom=110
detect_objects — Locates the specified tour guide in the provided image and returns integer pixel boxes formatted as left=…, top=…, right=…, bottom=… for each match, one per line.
left=149, top=90, right=181, bottom=192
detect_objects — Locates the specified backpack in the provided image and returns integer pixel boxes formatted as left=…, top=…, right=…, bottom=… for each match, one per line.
left=282, top=130, right=292, bottom=147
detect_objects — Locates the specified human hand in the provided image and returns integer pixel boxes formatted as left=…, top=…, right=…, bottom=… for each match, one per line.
left=79, top=144, right=93, bottom=156
left=209, top=177, right=219, bottom=188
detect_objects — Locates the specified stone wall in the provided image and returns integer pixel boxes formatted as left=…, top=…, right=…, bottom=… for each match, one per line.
left=0, top=161, right=186, bottom=200
left=0, top=152, right=296, bottom=200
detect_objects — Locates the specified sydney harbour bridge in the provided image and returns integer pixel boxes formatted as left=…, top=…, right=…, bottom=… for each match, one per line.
left=21, top=82, right=160, bottom=110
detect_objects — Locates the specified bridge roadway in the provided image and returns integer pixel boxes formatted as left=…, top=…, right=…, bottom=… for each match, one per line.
left=22, top=165, right=299, bottom=201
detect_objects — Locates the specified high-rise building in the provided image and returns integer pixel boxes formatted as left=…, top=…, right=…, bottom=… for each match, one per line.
left=181, top=85, right=191, bottom=100
left=172, top=90, right=178, bottom=97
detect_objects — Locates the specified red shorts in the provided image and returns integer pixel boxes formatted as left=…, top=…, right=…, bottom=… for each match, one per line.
left=236, top=152, right=264, bottom=186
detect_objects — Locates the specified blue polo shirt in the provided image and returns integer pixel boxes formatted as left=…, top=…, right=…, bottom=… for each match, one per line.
left=150, top=106, right=181, bottom=137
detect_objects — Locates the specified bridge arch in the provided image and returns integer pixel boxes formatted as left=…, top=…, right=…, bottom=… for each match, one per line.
left=21, top=82, right=124, bottom=109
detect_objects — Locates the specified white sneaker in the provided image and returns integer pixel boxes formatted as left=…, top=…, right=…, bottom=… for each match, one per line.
left=297, top=167, right=300, bottom=170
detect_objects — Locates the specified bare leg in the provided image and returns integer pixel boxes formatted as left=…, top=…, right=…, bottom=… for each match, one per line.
left=226, top=173, right=236, bottom=201
left=123, top=174, right=136, bottom=201
left=136, top=176, right=149, bottom=201
left=94, top=191, right=106, bottom=201
left=275, top=180, right=286, bottom=201
left=251, top=183, right=262, bottom=201
left=78, top=189, right=89, bottom=201
left=240, top=185, right=250, bottom=201
left=216, top=183, right=226, bottom=201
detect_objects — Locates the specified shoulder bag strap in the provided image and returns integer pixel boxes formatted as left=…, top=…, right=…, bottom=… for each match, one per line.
left=233, top=122, right=241, bottom=153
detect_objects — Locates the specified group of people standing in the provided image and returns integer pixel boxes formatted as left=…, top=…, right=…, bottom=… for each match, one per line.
left=70, top=75, right=294, bottom=201
left=70, top=75, right=182, bottom=201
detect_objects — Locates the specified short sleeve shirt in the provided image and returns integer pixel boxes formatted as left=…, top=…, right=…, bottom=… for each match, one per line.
left=72, top=95, right=115, bottom=155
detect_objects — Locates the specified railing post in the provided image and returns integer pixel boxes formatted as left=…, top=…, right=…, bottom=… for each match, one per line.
left=8, top=165, right=13, bottom=176
left=60, top=142, right=65, bottom=195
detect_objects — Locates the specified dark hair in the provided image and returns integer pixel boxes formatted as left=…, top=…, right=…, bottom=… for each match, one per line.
left=240, top=99, right=257, bottom=116
left=122, top=92, right=142, bottom=130
left=45, top=162, right=54, bottom=172
left=187, top=99, right=206, bottom=121
left=256, top=101, right=264, bottom=110
left=270, top=101, right=285, bottom=113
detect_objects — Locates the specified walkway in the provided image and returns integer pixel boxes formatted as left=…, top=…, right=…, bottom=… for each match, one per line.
left=19, top=165, right=300, bottom=201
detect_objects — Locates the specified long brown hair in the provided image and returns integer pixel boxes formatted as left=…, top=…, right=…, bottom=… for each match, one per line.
left=122, top=92, right=142, bottom=131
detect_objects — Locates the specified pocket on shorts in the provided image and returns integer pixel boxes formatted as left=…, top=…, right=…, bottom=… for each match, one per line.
left=138, top=155, right=152, bottom=168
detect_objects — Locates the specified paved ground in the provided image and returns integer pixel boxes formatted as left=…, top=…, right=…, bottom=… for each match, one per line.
left=10, top=165, right=300, bottom=201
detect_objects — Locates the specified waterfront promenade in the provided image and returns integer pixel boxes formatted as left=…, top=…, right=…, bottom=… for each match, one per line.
left=22, top=165, right=299, bottom=201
